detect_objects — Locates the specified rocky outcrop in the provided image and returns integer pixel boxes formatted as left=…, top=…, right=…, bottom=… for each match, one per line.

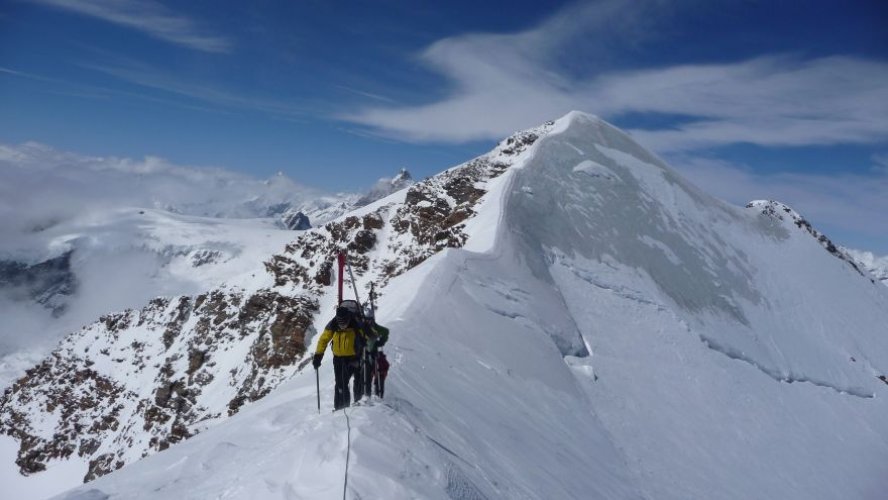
left=280, top=211, right=311, bottom=230
left=0, top=288, right=317, bottom=481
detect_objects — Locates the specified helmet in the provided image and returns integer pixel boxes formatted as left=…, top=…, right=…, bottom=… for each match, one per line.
left=363, top=306, right=374, bottom=320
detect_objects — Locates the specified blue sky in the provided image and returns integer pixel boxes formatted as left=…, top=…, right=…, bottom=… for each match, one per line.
left=1, top=0, right=887, bottom=251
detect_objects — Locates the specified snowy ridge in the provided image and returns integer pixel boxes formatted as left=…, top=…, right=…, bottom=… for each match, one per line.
left=5, top=112, right=888, bottom=500
left=0, top=120, right=553, bottom=497
left=746, top=199, right=871, bottom=282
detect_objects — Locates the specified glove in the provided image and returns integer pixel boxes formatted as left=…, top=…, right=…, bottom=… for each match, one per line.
left=312, top=353, right=323, bottom=369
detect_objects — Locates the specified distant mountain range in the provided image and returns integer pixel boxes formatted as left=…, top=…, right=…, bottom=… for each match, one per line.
left=277, top=168, right=414, bottom=230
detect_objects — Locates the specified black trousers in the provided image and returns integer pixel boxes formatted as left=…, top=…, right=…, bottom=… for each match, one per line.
left=333, top=356, right=358, bottom=410
left=332, top=356, right=362, bottom=410
left=362, top=352, right=386, bottom=397
left=373, top=365, right=385, bottom=398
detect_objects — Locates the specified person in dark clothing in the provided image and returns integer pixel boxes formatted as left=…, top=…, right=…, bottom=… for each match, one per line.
left=313, top=301, right=367, bottom=410
left=361, top=306, right=390, bottom=398
left=375, top=350, right=389, bottom=398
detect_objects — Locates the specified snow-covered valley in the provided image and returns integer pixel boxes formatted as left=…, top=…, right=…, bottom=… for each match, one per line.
left=2, top=112, right=887, bottom=499
left=0, top=209, right=296, bottom=388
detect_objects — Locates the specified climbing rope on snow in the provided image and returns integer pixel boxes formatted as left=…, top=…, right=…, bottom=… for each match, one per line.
left=343, top=407, right=352, bottom=500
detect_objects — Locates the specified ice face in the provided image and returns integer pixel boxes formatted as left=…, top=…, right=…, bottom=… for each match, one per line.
left=507, top=115, right=761, bottom=325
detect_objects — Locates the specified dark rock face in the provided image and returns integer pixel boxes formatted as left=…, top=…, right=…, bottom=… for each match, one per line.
left=2, top=357, right=128, bottom=477
left=281, top=211, right=312, bottom=231
left=0, top=121, right=552, bottom=484
left=0, top=250, right=77, bottom=316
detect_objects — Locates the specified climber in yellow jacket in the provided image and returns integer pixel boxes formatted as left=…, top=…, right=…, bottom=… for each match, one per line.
left=313, top=300, right=368, bottom=410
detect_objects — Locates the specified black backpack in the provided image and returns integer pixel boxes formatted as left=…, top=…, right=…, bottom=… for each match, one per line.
left=338, top=299, right=360, bottom=316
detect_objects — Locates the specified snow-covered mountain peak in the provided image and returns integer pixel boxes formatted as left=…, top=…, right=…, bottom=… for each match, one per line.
left=746, top=198, right=801, bottom=221
left=353, top=168, right=417, bottom=209
left=391, top=168, right=412, bottom=185
left=4, top=111, right=888, bottom=500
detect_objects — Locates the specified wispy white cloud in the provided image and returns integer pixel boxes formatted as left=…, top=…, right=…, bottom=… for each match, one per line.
left=1, top=63, right=235, bottom=114
left=340, top=1, right=888, bottom=152
left=609, top=57, right=888, bottom=152
left=334, top=0, right=888, bottom=254
left=23, top=0, right=232, bottom=53
left=80, top=59, right=307, bottom=118
left=335, top=85, right=395, bottom=104
left=0, top=65, right=60, bottom=83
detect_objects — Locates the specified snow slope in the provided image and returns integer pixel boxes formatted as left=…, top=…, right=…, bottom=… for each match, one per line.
left=506, top=115, right=888, bottom=499
left=11, top=112, right=888, bottom=499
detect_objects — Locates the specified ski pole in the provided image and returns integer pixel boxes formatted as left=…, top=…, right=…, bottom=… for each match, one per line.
left=315, top=367, right=320, bottom=414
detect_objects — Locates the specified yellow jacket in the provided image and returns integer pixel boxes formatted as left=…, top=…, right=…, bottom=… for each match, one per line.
left=316, top=319, right=364, bottom=357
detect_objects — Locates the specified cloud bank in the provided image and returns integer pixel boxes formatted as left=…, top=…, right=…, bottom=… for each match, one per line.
left=0, top=141, right=324, bottom=366
left=0, top=141, right=320, bottom=257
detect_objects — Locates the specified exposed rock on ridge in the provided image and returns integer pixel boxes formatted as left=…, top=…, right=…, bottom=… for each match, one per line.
left=746, top=200, right=872, bottom=282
